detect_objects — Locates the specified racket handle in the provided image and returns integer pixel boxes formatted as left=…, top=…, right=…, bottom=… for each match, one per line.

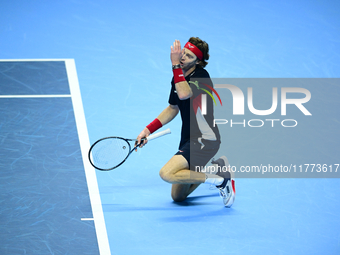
left=147, top=128, right=171, bottom=141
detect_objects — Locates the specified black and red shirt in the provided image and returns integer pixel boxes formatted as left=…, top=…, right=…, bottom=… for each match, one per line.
left=168, top=66, right=220, bottom=148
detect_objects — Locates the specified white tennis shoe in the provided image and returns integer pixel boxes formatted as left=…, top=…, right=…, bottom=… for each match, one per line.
left=211, top=156, right=236, bottom=208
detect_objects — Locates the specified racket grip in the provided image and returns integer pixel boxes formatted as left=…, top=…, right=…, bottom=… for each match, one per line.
left=147, top=128, right=171, bottom=141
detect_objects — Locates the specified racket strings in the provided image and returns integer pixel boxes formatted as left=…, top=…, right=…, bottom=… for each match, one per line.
left=90, top=138, right=130, bottom=170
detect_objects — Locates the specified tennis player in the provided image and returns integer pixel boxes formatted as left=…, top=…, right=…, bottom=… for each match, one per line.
left=136, top=37, right=235, bottom=207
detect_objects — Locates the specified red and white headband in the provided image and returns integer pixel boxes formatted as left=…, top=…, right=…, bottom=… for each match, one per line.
left=184, top=42, right=203, bottom=60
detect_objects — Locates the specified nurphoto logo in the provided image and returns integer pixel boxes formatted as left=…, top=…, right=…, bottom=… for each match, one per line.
left=198, top=80, right=312, bottom=128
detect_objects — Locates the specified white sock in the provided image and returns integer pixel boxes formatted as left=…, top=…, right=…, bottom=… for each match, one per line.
left=204, top=173, right=224, bottom=186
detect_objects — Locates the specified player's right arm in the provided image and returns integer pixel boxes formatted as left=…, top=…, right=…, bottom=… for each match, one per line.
left=136, top=104, right=179, bottom=148
left=157, top=104, right=179, bottom=126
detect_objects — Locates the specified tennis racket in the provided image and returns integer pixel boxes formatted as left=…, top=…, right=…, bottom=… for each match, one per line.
left=88, top=128, right=171, bottom=171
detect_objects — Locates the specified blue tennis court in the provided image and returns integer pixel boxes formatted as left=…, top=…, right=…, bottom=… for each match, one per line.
left=1, top=1, right=340, bottom=255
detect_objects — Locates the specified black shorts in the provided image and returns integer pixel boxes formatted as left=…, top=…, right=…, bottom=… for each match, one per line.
left=175, top=139, right=220, bottom=171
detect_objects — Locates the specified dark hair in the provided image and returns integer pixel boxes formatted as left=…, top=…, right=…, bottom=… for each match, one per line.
left=188, top=37, right=209, bottom=68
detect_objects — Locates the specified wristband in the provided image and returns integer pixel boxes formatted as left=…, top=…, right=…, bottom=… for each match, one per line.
left=173, top=68, right=186, bottom=84
left=146, top=118, right=163, bottom=134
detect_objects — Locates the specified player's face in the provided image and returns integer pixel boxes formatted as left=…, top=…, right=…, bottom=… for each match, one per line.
left=180, top=48, right=198, bottom=71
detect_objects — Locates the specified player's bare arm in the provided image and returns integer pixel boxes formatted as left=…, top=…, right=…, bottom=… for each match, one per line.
left=171, top=40, right=193, bottom=100
left=136, top=104, right=179, bottom=149
left=157, top=104, right=179, bottom=125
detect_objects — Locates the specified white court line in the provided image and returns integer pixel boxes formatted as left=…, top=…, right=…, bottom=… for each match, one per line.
left=65, top=59, right=111, bottom=255
left=81, top=218, right=95, bottom=221
left=0, top=95, right=71, bottom=98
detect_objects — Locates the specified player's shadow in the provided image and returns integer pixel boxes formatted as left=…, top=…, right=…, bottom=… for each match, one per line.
left=172, top=193, right=219, bottom=207
left=162, top=193, right=236, bottom=222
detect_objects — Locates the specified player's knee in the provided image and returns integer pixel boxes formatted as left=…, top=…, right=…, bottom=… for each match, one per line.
left=171, top=192, right=187, bottom=202
left=159, top=168, right=172, bottom=183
